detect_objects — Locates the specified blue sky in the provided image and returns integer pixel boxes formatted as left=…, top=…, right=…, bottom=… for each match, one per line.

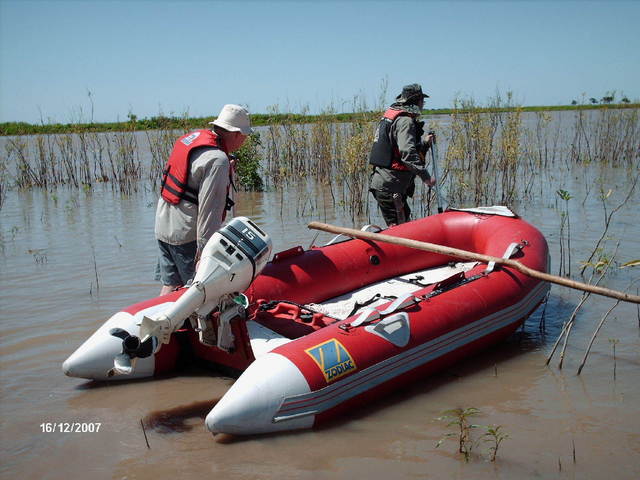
left=1, top=0, right=639, bottom=123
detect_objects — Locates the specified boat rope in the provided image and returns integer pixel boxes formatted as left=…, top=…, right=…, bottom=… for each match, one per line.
left=339, top=271, right=488, bottom=332
left=258, top=270, right=487, bottom=332
left=406, top=276, right=431, bottom=287
left=346, top=293, right=397, bottom=318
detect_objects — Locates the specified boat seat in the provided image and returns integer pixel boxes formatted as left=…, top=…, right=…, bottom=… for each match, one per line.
left=307, top=261, right=478, bottom=320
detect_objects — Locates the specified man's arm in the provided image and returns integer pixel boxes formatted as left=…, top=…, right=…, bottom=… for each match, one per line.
left=394, top=116, right=433, bottom=184
left=193, top=150, right=230, bottom=255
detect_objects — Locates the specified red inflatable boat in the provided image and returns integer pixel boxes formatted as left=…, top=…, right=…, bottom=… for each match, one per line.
left=63, top=209, right=550, bottom=436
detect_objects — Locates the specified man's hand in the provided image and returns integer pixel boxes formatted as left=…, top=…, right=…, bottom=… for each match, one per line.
left=418, top=170, right=436, bottom=186
left=228, top=154, right=237, bottom=172
left=422, top=132, right=436, bottom=147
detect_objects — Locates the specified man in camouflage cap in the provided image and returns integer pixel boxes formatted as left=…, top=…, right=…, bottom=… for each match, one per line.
left=368, top=83, right=435, bottom=226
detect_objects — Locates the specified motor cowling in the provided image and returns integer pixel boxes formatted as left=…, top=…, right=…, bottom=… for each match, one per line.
left=139, top=217, right=272, bottom=345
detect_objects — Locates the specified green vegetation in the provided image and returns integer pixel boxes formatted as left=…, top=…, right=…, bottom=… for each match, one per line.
left=2, top=103, right=638, bottom=137
left=436, top=407, right=509, bottom=462
left=2, top=92, right=637, bottom=220
left=234, top=132, right=264, bottom=191
left=436, top=407, right=481, bottom=461
left=0, top=112, right=378, bottom=136
left=481, top=425, right=509, bottom=462
left=556, top=189, right=573, bottom=277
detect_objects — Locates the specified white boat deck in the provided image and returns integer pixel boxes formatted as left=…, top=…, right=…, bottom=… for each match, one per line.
left=247, top=261, right=478, bottom=358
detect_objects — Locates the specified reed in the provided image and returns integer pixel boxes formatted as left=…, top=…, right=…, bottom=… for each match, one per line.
left=576, top=302, right=621, bottom=375
left=608, top=337, right=620, bottom=379
left=436, top=407, right=509, bottom=462
left=0, top=155, right=5, bottom=211
left=2, top=94, right=638, bottom=229
left=309, top=106, right=338, bottom=183
left=570, top=102, right=639, bottom=166
left=335, top=110, right=375, bottom=221
left=580, top=178, right=639, bottom=277
left=1, top=114, right=163, bottom=193
left=146, top=128, right=176, bottom=187
left=436, top=407, right=481, bottom=462
left=263, top=105, right=300, bottom=187
left=547, top=242, right=619, bottom=368
left=6, top=137, right=40, bottom=188
left=497, top=99, right=523, bottom=204
left=556, top=189, right=573, bottom=277
left=89, top=250, right=100, bottom=297
left=140, top=418, right=151, bottom=449
left=443, top=92, right=531, bottom=206
left=261, top=95, right=377, bottom=221
left=481, top=424, right=509, bottom=462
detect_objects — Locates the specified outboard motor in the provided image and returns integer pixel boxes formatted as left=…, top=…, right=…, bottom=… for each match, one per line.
left=139, top=216, right=272, bottom=345
left=62, top=217, right=272, bottom=380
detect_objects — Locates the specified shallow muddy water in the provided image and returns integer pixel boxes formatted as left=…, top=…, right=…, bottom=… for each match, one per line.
left=1, top=126, right=639, bottom=479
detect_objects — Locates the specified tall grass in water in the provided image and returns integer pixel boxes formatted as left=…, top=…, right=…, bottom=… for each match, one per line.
left=0, top=158, right=5, bottom=210
left=4, top=120, right=146, bottom=193
left=497, top=104, right=523, bottom=204
left=444, top=92, right=529, bottom=206
left=3, top=94, right=638, bottom=216
left=335, top=104, right=375, bottom=220
left=263, top=104, right=313, bottom=187
left=309, top=106, right=339, bottom=183
left=521, top=111, right=563, bottom=199
left=262, top=95, right=376, bottom=221
left=145, top=113, right=190, bottom=188
left=570, top=103, right=639, bottom=166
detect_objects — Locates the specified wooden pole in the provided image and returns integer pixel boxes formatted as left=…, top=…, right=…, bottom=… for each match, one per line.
left=307, top=221, right=640, bottom=305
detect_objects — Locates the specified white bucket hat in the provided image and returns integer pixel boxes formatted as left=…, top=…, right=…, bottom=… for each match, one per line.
left=209, top=104, right=253, bottom=135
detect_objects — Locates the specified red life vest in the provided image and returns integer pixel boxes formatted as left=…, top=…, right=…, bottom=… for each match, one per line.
left=160, top=130, right=222, bottom=205
left=368, top=108, right=418, bottom=171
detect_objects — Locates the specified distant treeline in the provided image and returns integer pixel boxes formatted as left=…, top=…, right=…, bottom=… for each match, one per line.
left=1, top=103, right=638, bottom=136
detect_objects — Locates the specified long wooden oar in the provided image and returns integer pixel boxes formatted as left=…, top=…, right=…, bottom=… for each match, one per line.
left=307, top=221, right=640, bottom=304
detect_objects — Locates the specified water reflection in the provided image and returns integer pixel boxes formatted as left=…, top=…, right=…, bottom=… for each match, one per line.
left=145, top=400, right=218, bottom=434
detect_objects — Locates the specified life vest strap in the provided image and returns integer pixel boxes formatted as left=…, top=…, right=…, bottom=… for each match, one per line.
left=162, top=182, right=199, bottom=206
left=165, top=169, right=199, bottom=196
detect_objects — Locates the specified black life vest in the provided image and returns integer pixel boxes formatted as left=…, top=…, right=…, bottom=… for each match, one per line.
left=160, top=130, right=221, bottom=205
left=368, top=108, right=418, bottom=171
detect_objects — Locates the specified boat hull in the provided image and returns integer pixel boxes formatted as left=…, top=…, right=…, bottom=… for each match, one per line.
left=206, top=211, right=550, bottom=434
left=63, top=210, right=550, bottom=434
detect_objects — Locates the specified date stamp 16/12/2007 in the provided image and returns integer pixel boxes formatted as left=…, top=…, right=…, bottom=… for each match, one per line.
left=40, top=422, right=102, bottom=433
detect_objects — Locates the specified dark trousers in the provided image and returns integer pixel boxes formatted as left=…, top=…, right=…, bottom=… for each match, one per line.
left=371, top=190, right=411, bottom=226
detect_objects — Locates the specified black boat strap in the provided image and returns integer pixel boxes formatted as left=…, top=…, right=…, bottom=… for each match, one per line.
left=346, top=293, right=397, bottom=318
left=418, top=271, right=486, bottom=301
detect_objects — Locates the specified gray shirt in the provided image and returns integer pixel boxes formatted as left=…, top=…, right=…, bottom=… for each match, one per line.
left=155, top=147, right=230, bottom=254
left=370, top=114, right=431, bottom=194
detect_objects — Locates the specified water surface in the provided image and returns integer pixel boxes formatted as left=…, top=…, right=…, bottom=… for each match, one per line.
left=1, top=124, right=639, bottom=479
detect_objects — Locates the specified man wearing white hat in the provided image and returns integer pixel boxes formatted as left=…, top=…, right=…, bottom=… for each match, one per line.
left=155, top=104, right=252, bottom=295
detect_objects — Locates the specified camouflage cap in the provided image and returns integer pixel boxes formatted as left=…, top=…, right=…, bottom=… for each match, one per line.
left=395, top=84, right=430, bottom=104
